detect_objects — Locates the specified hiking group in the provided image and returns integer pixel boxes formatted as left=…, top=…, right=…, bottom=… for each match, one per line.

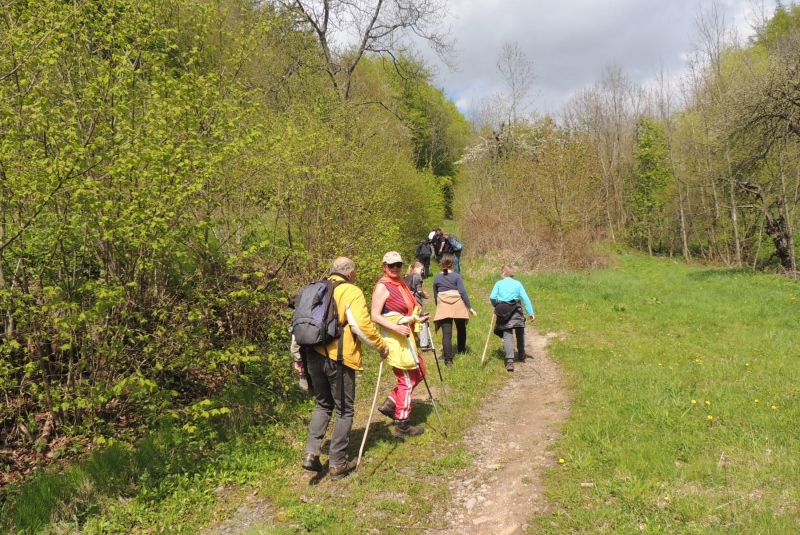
left=290, top=230, right=535, bottom=481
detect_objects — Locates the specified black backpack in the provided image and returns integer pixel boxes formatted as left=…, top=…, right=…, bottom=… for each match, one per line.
left=290, top=278, right=346, bottom=347
left=289, top=275, right=351, bottom=399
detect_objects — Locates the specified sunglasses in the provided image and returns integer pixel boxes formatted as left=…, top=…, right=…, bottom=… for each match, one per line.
left=385, top=262, right=403, bottom=269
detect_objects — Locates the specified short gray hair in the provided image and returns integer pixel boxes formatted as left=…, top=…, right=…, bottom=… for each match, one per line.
left=331, top=257, right=355, bottom=274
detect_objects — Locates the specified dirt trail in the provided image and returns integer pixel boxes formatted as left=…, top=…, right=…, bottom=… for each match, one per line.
left=201, top=330, right=569, bottom=535
left=433, top=331, right=569, bottom=535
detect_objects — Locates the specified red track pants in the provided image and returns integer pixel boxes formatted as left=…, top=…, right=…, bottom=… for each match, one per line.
left=389, top=357, right=426, bottom=420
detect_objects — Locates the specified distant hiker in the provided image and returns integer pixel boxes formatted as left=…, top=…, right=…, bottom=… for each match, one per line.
left=416, top=237, right=433, bottom=278
left=433, top=254, right=477, bottom=366
left=293, top=257, right=389, bottom=480
left=372, top=252, right=430, bottom=437
left=431, top=228, right=445, bottom=262
left=442, top=232, right=463, bottom=273
left=405, top=261, right=432, bottom=349
left=489, top=264, right=535, bottom=372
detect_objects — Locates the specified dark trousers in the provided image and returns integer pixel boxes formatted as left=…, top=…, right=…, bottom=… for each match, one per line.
left=440, top=318, right=467, bottom=362
left=304, top=351, right=356, bottom=468
left=418, top=255, right=431, bottom=278
left=502, top=327, right=525, bottom=362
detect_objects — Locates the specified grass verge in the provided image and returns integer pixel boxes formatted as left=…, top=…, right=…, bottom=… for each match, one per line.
left=509, top=255, right=800, bottom=534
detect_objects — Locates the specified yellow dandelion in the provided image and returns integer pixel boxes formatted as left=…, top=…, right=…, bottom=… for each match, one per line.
left=772, top=405, right=778, bottom=410
left=746, top=363, right=750, bottom=366
left=705, top=401, right=711, bottom=406
left=691, top=399, right=697, bottom=404
left=755, top=399, right=760, bottom=403
left=659, top=363, right=663, bottom=366
left=559, top=459, right=565, bottom=464
left=707, top=415, right=713, bottom=420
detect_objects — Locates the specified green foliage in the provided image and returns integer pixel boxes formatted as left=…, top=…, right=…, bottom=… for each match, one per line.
left=628, top=118, right=672, bottom=252
left=0, top=0, right=464, bottom=487
left=754, top=3, right=800, bottom=46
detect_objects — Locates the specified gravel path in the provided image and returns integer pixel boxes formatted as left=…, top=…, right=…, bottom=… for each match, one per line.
left=432, top=331, right=569, bottom=535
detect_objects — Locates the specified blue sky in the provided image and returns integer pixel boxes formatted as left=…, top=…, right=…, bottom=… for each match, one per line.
left=413, top=0, right=777, bottom=115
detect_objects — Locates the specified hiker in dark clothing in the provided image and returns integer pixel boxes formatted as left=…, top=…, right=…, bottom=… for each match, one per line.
left=431, top=228, right=445, bottom=262
left=489, top=264, right=535, bottom=372
left=441, top=232, right=462, bottom=273
left=433, top=254, right=477, bottom=366
left=415, top=239, right=432, bottom=278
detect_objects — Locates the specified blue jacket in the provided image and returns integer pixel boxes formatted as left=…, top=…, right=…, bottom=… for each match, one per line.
left=490, top=277, right=534, bottom=317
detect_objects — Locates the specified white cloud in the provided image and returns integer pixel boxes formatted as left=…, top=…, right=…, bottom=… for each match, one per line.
left=413, top=0, right=777, bottom=114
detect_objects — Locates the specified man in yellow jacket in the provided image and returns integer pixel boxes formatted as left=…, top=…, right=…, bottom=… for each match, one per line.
left=294, top=257, right=389, bottom=480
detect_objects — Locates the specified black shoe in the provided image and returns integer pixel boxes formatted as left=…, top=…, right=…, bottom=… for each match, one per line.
left=302, top=453, right=322, bottom=472
left=394, top=419, right=425, bottom=437
left=505, top=360, right=514, bottom=372
left=329, top=459, right=357, bottom=481
left=444, top=360, right=453, bottom=368
left=378, top=396, right=396, bottom=419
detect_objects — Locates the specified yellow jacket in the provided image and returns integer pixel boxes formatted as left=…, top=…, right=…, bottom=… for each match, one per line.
left=313, top=274, right=387, bottom=370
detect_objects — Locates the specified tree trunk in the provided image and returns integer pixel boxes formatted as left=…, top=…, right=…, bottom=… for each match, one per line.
left=679, top=183, right=690, bottom=261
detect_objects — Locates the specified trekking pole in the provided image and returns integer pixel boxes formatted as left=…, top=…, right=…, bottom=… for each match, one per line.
left=357, top=360, right=384, bottom=470
left=420, top=371, right=447, bottom=438
left=481, top=314, right=497, bottom=366
left=424, top=322, right=448, bottom=405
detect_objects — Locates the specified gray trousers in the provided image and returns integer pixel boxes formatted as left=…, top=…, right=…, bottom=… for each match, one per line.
left=503, top=328, right=525, bottom=362
left=305, top=351, right=356, bottom=468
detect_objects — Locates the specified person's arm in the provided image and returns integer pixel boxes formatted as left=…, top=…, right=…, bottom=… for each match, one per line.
left=489, top=281, right=500, bottom=307
left=432, top=276, right=439, bottom=304
left=345, top=291, right=389, bottom=356
left=413, top=275, right=427, bottom=299
left=518, top=284, right=535, bottom=319
left=291, top=335, right=303, bottom=373
left=455, top=275, right=475, bottom=312
left=371, top=283, right=411, bottom=336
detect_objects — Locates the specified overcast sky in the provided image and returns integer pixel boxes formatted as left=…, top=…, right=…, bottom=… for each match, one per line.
left=414, top=0, right=777, bottom=115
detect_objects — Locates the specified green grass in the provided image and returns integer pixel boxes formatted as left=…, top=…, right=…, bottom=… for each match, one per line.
left=504, top=255, right=800, bottom=534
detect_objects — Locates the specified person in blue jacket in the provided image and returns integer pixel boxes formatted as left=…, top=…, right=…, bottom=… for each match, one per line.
left=489, top=264, right=535, bottom=372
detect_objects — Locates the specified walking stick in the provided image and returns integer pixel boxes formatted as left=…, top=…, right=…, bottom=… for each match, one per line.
left=357, top=360, right=384, bottom=470
left=420, top=371, right=447, bottom=438
left=481, top=314, right=496, bottom=366
left=423, top=322, right=448, bottom=405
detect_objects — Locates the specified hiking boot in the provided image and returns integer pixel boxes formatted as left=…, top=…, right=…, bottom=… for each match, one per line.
left=378, top=396, right=396, bottom=419
left=515, top=352, right=530, bottom=362
left=302, top=453, right=322, bottom=472
left=444, top=360, right=453, bottom=368
left=329, top=459, right=357, bottom=481
left=505, top=360, right=515, bottom=372
left=394, top=419, right=425, bottom=437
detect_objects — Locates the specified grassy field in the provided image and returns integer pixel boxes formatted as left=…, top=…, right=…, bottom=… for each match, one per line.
left=506, top=255, right=800, bottom=534
left=4, top=254, right=799, bottom=534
